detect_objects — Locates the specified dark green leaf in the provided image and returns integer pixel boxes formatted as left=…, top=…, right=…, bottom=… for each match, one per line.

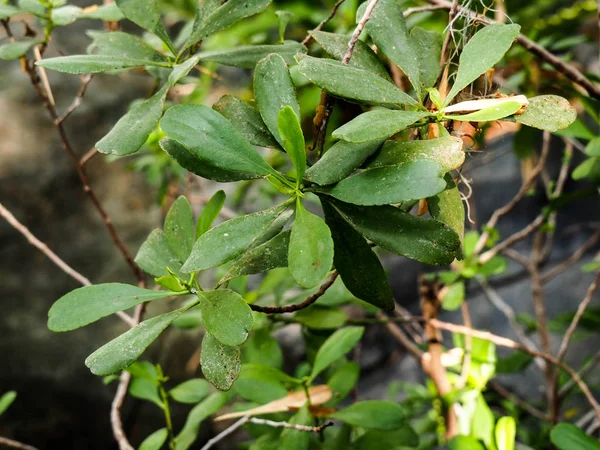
left=174, top=392, right=230, bottom=450
left=510, top=95, right=577, bottom=132
left=0, top=391, right=16, bottom=416
left=353, top=426, right=419, bottom=449
left=444, top=101, right=522, bottom=122
left=164, top=196, right=194, bottom=262
left=322, top=201, right=393, bottom=310
left=551, top=423, right=600, bottom=450
left=196, top=190, right=226, bottom=239
left=294, top=306, right=348, bottom=329
left=332, top=110, right=430, bottom=143
left=330, top=400, right=406, bottom=430
left=410, top=27, right=443, bottom=92
left=280, top=405, right=312, bottom=450
left=428, top=175, right=465, bottom=244
left=37, top=54, right=169, bottom=74
left=496, top=351, right=534, bottom=374
left=310, top=326, right=364, bottom=380
left=196, top=41, right=306, bottom=69
left=327, top=361, right=360, bottom=406
left=87, top=31, right=168, bottom=62
left=297, top=55, right=418, bottom=108
left=200, top=333, right=241, bottom=391
left=129, top=377, right=162, bottom=408
left=241, top=329, right=284, bottom=369
left=278, top=106, right=306, bottom=184
left=0, top=40, right=38, bottom=60
left=139, top=428, right=168, bottom=450
left=240, top=363, right=301, bottom=386
left=115, top=0, right=174, bottom=53
left=199, top=290, right=254, bottom=346
left=169, top=379, right=211, bottom=404
left=289, top=200, right=334, bottom=288
left=135, top=229, right=183, bottom=277
left=48, top=283, right=177, bottom=332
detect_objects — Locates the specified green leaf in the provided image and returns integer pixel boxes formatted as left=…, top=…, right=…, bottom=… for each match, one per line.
left=330, top=400, right=406, bottom=430
left=586, top=137, right=600, bottom=157
left=510, top=95, right=577, bottom=132
left=495, top=416, right=516, bottom=450
left=318, top=161, right=447, bottom=205
left=551, top=423, right=600, bottom=450
left=200, top=333, right=241, bottom=391
left=160, top=104, right=277, bottom=177
left=182, top=204, right=287, bottom=272
left=289, top=200, right=334, bottom=288
left=80, top=3, right=124, bottom=21
left=332, top=110, right=430, bottom=143
left=310, top=326, right=364, bottom=380
left=97, top=86, right=167, bottom=156
left=583, top=260, right=600, bottom=273
left=196, top=190, right=226, bottom=239
left=294, top=306, right=348, bottom=329
left=160, top=138, right=261, bottom=182
left=441, top=281, right=465, bottom=311
left=362, top=0, right=422, bottom=99
left=322, top=201, right=393, bottom=311
left=555, top=119, right=596, bottom=140
left=330, top=201, right=461, bottom=265
left=240, top=363, right=300, bottom=386
left=87, top=31, right=168, bottom=63
left=48, top=283, right=177, bottom=332
left=448, top=436, right=485, bottom=450
left=174, top=392, right=230, bottom=450
left=0, top=391, right=16, bottom=417
left=129, top=377, right=162, bottom=409
left=86, top=307, right=190, bottom=375
left=139, top=428, right=168, bottom=450
left=305, top=139, right=384, bottom=186
left=37, top=54, right=169, bottom=74
left=280, top=405, right=312, bottom=450
left=169, top=379, right=211, bottom=404
left=0, top=40, right=38, bottom=60
left=115, top=0, right=174, bottom=53
left=241, top=329, right=284, bottom=369
left=369, top=136, right=465, bottom=172
left=310, top=31, right=392, bottom=81
left=353, top=426, right=419, bottom=449
left=234, top=377, right=287, bottom=404
left=164, top=196, right=194, bottom=262
left=496, top=351, right=534, bottom=374
left=199, top=290, right=253, bottom=346
left=278, top=106, right=306, bottom=185
left=445, top=24, right=520, bottom=105
left=135, top=229, right=184, bottom=278
left=254, top=53, right=300, bottom=148
left=167, top=55, right=202, bottom=87
left=0, top=4, right=20, bottom=20
left=297, top=55, right=418, bottom=108
left=213, top=95, right=279, bottom=148
left=220, top=230, right=290, bottom=284
left=572, top=157, right=600, bottom=181
left=196, top=41, right=306, bottom=69
left=326, top=361, right=360, bottom=406
left=471, top=393, right=496, bottom=448
left=51, top=5, right=82, bottom=25
left=411, top=27, right=443, bottom=92
left=186, top=0, right=271, bottom=48
left=445, top=101, right=522, bottom=122
left=428, top=175, right=465, bottom=244
left=17, top=0, right=46, bottom=15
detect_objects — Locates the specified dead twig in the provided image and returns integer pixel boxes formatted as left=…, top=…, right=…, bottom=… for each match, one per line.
left=301, top=0, right=346, bottom=46
left=0, top=437, right=39, bottom=450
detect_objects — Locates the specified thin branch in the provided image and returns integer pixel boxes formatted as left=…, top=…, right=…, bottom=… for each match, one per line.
left=479, top=214, right=545, bottom=264
left=249, top=272, right=339, bottom=314
left=79, top=148, right=98, bottom=167
left=248, top=417, right=334, bottom=432
left=488, top=381, right=549, bottom=421
left=457, top=302, right=473, bottom=389
left=540, top=231, right=600, bottom=283
left=301, top=0, right=346, bottom=46
left=378, top=312, right=424, bottom=360
left=560, top=350, right=600, bottom=397
left=342, top=0, right=379, bottom=64
left=111, top=371, right=134, bottom=450
left=0, top=437, right=38, bottom=450
left=56, top=75, right=93, bottom=125
left=404, top=4, right=448, bottom=17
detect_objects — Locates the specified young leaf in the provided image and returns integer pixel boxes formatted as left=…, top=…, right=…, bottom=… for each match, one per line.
left=196, top=190, right=226, bottom=239
left=129, top=377, right=162, bottom=408
left=0, top=391, right=16, bottom=416
left=160, top=105, right=277, bottom=177
left=213, top=95, right=279, bottom=148
left=280, top=404, right=312, bottom=450
left=289, top=200, right=334, bottom=288
left=330, top=400, right=406, bottom=430
left=87, top=31, right=168, bottom=63
left=85, top=308, right=190, bottom=375
left=174, top=392, right=230, bottom=450
left=353, top=426, right=419, bottom=449
left=441, top=281, right=465, bottom=311
left=169, top=379, right=211, bottom=404
left=164, top=196, right=195, bottom=262
left=135, top=229, right=184, bottom=277
left=444, top=24, right=520, bottom=105
left=0, top=40, right=39, bottom=60
left=200, top=333, right=242, bottom=391
left=310, top=31, right=392, bottom=81
left=254, top=53, right=300, bottom=147
left=444, top=100, right=522, bottom=122
left=196, top=41, right=306, bottom=69
left=296, top=55, right=419, bottom=108
left=326, top=361, right=360, bottom=406
left=317, top=161, right=447, bottom=206
left=550, top=423, right=600, bottom=450
left=96, top=86, right=167, bottom=156
left=448, top=436, right=485, bottom=450
left=48, top=283, right=179, bottom=332
left=322, top=201, right=394, bottom=311
left=410, top=27, right=443, bottom=92
left=495, top=416, right=516, bottom=450
left=139, top=428, right=168, bottom=450
left=168, top=55, right=202, bottom=87
left=277, top=106, right=306, bottom=185
left=331, top=201, right=461, bottom=265
left=182, top=205, right=287, bottom=272
left=36, top=54, right=169, bottom=74
left=510, top=95, right=577, bottom=132
left=293, top=306, right=348, bottom=329
left=199, top=290, right=254, bottom=346
left=310, top=326, right=364, bottom=380
left=332, top=110, right=430, bottom=143
left=427, top=175, right=465, bottom=244
left=115, top=0, right=174, bottom=53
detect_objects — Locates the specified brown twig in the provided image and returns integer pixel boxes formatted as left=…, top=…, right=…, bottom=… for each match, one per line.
left=488, top=381, right=549, bottom=421
left=56, top=75, right=93, bottom=125
left=540, top=231, right=600, bottom=283
left=404, top=4, right=448, bottom=16
left=560, top=350, right=600, bottom=397
left=301, top=0, right=346, bottom=46
left=110, top=371, right=134, bottom=450
left=378, top=312, right=424, bottom=360
left=457, top=301, right=473, bottom=389
left=342, top=0, right=379, bottom=65
left=249, top=272, right=339, bottom=314
left=79, top=148, right=99, bottom=167
left=0, top=437, right=38, bottom=450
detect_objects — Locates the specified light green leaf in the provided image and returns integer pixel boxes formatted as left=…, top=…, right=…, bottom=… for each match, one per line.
left=332, top=110, right=430, bottom=143
left=297, top=55, right=419, bottom=108
left=254, top=53, right=300, bottom=148
left=96, top=86, right=167, bottom=156
left=280, top=405, right=312, bottom=450
left=139, top=428, right=168, bottom=450
left=196, top=190, right=226, bottom=239
left=196, top=41, right=306, bottom=69
left=0, top=4, right=20, bottom=20
left=17, top=0, right=45, bottom=15
left=213, top=95, right=279, bottom=148
left=495, top=416, right=516, bottom=450
left=441, top=281, right=465, bottom=311
left=428, top=175, right=465, bottom=244
left=169, top=379, right=211, bottom=404
left=51, top=5, right=82, bottom=25
left=586, top=137, right=600, bottom=157
left=278, top=106, right=306, bottom=185
left=87, top=31, right=168, bottom=63
left=80, top=3, right=124, bottom=21
left=411, top=27, right=443, bottom=92
left=86, top=307, right=190, bottom=375
left=182, top=204, right=287, bottom=272
left=449, top=436, right=485, bottom=450
left=135, top=229, right=184, bottom=278
left=167, top=55, right=202, bottom=87
left=129, top=377, right=162, bottom=409
left=0, top=391, right=16, bottom=416
left=174, top=392, right=230, bottom=450
left=444, top=101, right=522, bottom=121
left=318, top=161, right=447, bottom=205
left=289, top=200, right=334, bottom=288
left=326, top=362, right=360, bottom=406
left=234, top=377, right=287, bottom=404
left=294, top=306, right=348, bottom=329
left=241, top=329, right=284, bottom=369
left=551, top=423, right=600, bottom=450
left=322, top=201, right=393, bottom=311
left=353, top=426, right=419, bottom=449
left=37, top=54, right=169, bottom=74
left=0, top=40, right=39, bottom=60
left=48, top=283, right=178, bottom=331
left=310, top=326, right=364, bottom=380
left=330, top=400, right=406, bottom=430
left=164, top=196, right=194, bottom=262
left=115, top=0, right=174, bottom=53
left=331, top=201, right=461, bottom=265
left=445, top=24, right=520, bottom=105
left=199, top=290, right=253, bottom=346
left=369, top=136, right=465, bottom=172
left=583, top=260, right=600, bottom=273
left=240, top=363, right=301, bottom=386
left=471, top=393, right=496, bottom=448
left=310, top=30, right=392, bottom=81
left=200, top=333, right=241, bottom=391
left=572, top=157, right=600, bottom=181
left=510, top=95, right=577, bottom=132
left=160, top=104, right=277, bottom=177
